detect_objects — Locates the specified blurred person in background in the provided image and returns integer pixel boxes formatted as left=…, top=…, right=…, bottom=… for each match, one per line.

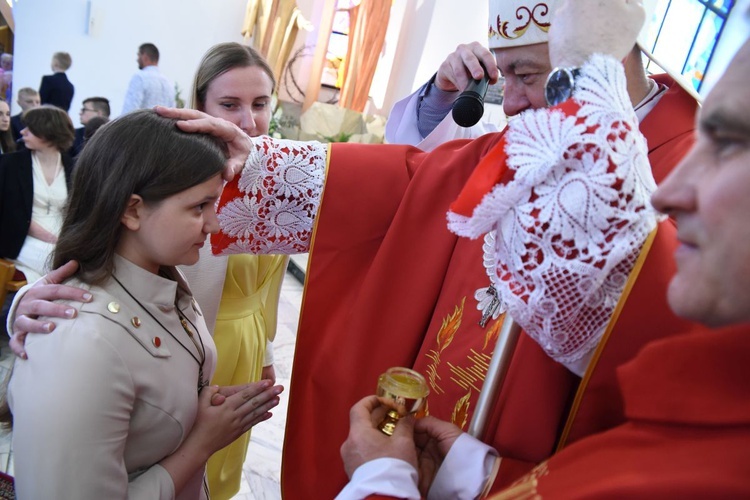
left=122, top=43, right=174, bottom=114
left=39, top=52, right=75, bottom=112
left=0, top=99, right=16, bottom=154
left=1, top=53, right=13, bottom=103
left=11, top=88, right=40, bottom=143
left=0, top=105, right=75, bottom=282
left=72, top=96, right=110, bottom=156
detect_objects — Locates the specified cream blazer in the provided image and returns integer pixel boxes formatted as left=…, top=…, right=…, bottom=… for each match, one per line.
left=8, top=256, right=217, bottom=499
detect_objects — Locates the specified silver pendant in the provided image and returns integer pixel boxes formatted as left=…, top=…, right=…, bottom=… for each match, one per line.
left=197, top=369, right=208, bottom=393
left=479, top=284, right=501, bottom=328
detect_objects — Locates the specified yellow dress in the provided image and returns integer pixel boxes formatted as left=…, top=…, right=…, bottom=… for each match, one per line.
left=206, top=253, right=288, bottom=500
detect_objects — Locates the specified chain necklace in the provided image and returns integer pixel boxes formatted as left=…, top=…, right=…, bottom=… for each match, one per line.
left=113, top=275, right=208, bottom=393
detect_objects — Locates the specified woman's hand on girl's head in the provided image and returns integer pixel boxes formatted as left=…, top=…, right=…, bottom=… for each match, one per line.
left=155, top=106, right=254, bottom=182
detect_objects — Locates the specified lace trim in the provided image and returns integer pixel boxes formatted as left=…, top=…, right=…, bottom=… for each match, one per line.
left=449, top=54, right=662, bottom=364
left=217, top=136, right=327, bottom=254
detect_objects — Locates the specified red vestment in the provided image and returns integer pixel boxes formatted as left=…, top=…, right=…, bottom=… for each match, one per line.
left=276, top=78, right=699, bottom=498
left=492, top=324, right=750, bottom=499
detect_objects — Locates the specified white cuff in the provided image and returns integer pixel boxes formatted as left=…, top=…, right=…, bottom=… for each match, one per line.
left=263, top=338, right=274, bottom=367
left=428, top=433, right=500, bottom=500
left=336, top=458, right=420, bottom=500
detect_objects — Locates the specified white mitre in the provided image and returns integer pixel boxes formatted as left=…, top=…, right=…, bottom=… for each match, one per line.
left=487, top=0, right=560, bottom=50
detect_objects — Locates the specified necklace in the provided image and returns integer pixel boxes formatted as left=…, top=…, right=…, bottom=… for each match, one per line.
left=113, top=275, right=208, bottom=393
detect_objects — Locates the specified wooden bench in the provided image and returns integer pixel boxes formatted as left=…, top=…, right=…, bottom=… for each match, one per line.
left=0, top=259, right=27, bottom=311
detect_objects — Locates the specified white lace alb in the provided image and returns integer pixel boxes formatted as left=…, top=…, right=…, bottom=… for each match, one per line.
left=448, top=54, right=662, bottom=365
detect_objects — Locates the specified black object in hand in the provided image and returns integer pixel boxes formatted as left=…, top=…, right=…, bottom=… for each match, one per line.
left=451, top=68, right=490, bottom=128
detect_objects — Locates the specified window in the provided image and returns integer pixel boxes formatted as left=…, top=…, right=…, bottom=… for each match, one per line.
left=642, top=0, right=734, bottom=92
left=322, top=0, right=359, bottom=88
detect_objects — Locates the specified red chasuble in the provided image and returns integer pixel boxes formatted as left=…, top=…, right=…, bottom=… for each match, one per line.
left=492, top=324, right=750, bottom=499
left=277, top=78, right=698, bottom=498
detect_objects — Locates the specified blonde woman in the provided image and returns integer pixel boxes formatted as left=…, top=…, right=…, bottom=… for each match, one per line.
left=183, top=42, right=289, bottom=499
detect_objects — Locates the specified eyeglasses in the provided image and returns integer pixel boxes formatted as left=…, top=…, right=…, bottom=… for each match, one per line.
left=80, top=107, right=96, bottom=113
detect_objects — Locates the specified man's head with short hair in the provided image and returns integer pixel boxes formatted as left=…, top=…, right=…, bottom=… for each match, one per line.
left=137, top=43, right=160, bottom=69
left=17, top=88, right=40, bottom=112
left=80, top=97, right=111, bottom=125
left=487, top=0, right=656, bottom=117
left=0, top=53, right=12, bottom=71
left=651, top=38, right=750, bottom=327
left=51, top=52, right=72, bottom=72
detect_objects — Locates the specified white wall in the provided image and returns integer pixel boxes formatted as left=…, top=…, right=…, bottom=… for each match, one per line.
left=12, top=0, right=247, bottom=125
left=377, top=0, right=487, bottom=115
left=13, top=0, right=745, bottom=128
left=10, top=0, right=490, bottom=122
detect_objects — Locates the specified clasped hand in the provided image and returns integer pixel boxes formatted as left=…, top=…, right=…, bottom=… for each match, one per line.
left=190, top=381, right=284, bottom=458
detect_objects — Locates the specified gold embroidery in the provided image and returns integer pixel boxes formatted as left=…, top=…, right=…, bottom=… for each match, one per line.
left=556, top=229, right=659, bottom=451
left=489, top=3, right=551, bottom=41
left=484, top=314, right=506, bottom=350
left=491, top=479, right=541, bottom=500
left=425, top=297, right=465, bottom=394
left=451, top=391, right=472, bottom=429
left=447, top=348, right=491, bottom=394
left=492, top=462, right=548, bottom=500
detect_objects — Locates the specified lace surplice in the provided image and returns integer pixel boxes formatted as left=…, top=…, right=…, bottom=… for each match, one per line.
left=215, top=137, right=327, bottom=255
left=448, top=54, right=661, bottom=365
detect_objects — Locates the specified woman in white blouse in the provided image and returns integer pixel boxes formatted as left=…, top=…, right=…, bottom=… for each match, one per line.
left=0, top=105, right=75, bottom=281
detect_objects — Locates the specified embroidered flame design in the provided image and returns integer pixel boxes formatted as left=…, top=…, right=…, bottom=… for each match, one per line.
left=451, top=391, right=472, bottom=430
left=437, top=297, right=464, bottom=352
left=425, top=297, right=466, bottom=394
left=483, top=313, right=506, bottom=350
left=493, top=462, right=549, bottom=500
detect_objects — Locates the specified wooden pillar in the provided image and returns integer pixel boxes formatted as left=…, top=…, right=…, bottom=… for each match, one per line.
left=303, top=0, right=337, bottom=112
